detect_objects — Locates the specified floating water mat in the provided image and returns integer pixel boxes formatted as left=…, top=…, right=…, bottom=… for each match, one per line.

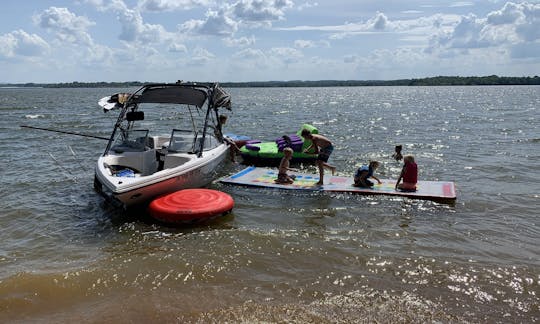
left=149, top=189, right=234, bottom=224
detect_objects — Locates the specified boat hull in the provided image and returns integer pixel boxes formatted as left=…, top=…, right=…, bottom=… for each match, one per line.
left=94, top=145, right=229, bottom=208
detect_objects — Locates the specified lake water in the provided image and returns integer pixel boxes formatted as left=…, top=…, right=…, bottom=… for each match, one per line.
left=0, top=86, right=539, bottom=322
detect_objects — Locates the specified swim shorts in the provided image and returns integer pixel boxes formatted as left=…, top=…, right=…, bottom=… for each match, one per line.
left=317, top=145, right=334, bottom=163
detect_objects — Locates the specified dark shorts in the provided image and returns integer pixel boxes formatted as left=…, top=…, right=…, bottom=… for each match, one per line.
left=317, top=145, right=334, bottom=163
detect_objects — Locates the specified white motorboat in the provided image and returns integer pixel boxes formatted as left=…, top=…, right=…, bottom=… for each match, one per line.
left=93, top=82, right=232, bottom=208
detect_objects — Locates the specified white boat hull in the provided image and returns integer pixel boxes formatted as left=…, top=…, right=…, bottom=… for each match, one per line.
left=94, top=144, right=229, bottom=208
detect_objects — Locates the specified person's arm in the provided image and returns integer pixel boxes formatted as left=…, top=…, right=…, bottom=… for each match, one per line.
left=278, top=159, right=287, bottom=173
left=395, top=168, right=404, bottom=189
left=372, top=175, right=382, bottom=184
left=303, top=142, right=314, bottom=153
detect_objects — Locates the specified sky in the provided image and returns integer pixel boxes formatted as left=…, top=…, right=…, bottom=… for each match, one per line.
left=1, top=0, right=539, bottom=83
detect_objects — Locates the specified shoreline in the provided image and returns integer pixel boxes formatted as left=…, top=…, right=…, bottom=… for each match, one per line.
left=1, top=75, right=539, bottom=88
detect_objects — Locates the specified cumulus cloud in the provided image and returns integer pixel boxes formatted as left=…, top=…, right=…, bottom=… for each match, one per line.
left=191, top=47, right=215, bottom=64
left=370, top=12, right=389, bottom=30
left=430, top=1, right=540, bottom=56
left=232, top=0, right=294, bottom=23
left=180, top=9, right=238, bottom=36
left=85, top=0, right=174, bottom=44
left=0, top=30, right=50, bottom=58
left=34, top=7, right=95, bottom=45
left=487, top=2, right=524, bottom=24
left=437, top=14, right=492, bottom=48
left=117, top=7, right=174, bottom=43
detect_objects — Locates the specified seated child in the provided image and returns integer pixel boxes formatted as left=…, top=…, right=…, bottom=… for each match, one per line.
left=395, top=155, right=417, bottom=191
left=353, top=161, right=382, bottom=187
left=275, top=147, right=297, bottom=184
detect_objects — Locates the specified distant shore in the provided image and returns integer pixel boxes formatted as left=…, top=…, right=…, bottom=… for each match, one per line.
left=1, top=75, right=539, bottom=88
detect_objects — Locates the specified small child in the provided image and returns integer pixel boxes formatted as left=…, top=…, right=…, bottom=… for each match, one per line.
left=395, top=155, right=417, bottom=191
left=275, top=147, right=297, bottom=184
left=392, top=145, right=403, bottom=161
left=353, top=161, right=382, bottom=187
left=218, top=114, right=243, bottom=162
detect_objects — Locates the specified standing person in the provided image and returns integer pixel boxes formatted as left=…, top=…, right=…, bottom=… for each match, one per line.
left=395, top=155, right=418, bottom=191
left=353, top=161, right=382, bottom=188
left=301, top=129, right=336, bottom=185
left=275, top=147, right=297, bottom=184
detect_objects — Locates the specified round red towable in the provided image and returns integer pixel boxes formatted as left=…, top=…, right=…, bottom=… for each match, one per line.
left=149, top=189, right=234, bottom=224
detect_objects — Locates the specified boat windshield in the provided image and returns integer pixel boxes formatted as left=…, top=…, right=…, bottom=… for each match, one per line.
left=111, top=129, right=149, bottom=152
left=168, top=129, right=196, bottom=153
left=168, top=127, right=221, bottom=153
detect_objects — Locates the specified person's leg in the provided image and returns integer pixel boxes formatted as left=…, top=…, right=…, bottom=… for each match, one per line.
left=316, top=160, right=324, bottom=185
left=322, top=161, right=336, bottom=175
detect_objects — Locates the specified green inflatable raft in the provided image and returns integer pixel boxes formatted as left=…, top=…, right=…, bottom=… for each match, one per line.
left=239, top=124, right=319, bottom=166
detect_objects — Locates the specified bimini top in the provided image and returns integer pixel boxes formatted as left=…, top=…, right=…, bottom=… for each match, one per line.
left=100, top=82, right=231, bottom=111
left=132, top=84, right=208, bottom=107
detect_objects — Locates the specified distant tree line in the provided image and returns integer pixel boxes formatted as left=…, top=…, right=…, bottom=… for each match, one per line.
left=2, top=75, right=539, bottom=88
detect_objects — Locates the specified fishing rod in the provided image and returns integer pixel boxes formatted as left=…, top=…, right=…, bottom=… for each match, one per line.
left=20, top=125, right=110, bottom=141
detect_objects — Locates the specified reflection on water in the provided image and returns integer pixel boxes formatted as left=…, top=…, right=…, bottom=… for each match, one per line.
left=0, top=86, right=539, bottom=322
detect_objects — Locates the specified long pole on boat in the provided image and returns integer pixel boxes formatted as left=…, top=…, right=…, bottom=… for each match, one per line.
left=20, top=125, right=110, bottom=140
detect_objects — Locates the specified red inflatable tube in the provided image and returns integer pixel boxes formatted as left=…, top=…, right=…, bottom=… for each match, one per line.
left=149, top=189, right=234, bottom=224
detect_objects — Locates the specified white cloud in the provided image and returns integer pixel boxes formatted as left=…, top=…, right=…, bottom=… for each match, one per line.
left=224, top=35, right=256, bottom=47
left=190, top=46, right=215, bottom=65
left=138, top=0, right=210, bottom=12
left=168, top=43, right=188, bottom=53
left=449, top=2, right=474, bottom=8
left=180, top=9, right=238, bottom=36
left=34, top=7, right=95, bottom=45
left=487, top=2, right=524, bottom=24
left=279, top=11, right=460, bottom=41
left=117, top=8, right=173, bottom=43
left=370, top=12, right=389, bottom=30
left=2, top=0, right=539, bottom=82
left=0, top=30, right=50, bottom=58
left=297, top=1, right=318, bottom=11
left=294, top=39, right=314, bottom=48
left=85, top=0, right=174, bottom=44
left=233, top=47, right=266, bottom=60
left=269, top=47, right=303, bottom=64
left=232, top=0, right=294, bottom=23
left=294, top=39, right=329, bottom=48
left=428, top=1, right=540, bottom=57
left=84, top=0, right=128, bottom=12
